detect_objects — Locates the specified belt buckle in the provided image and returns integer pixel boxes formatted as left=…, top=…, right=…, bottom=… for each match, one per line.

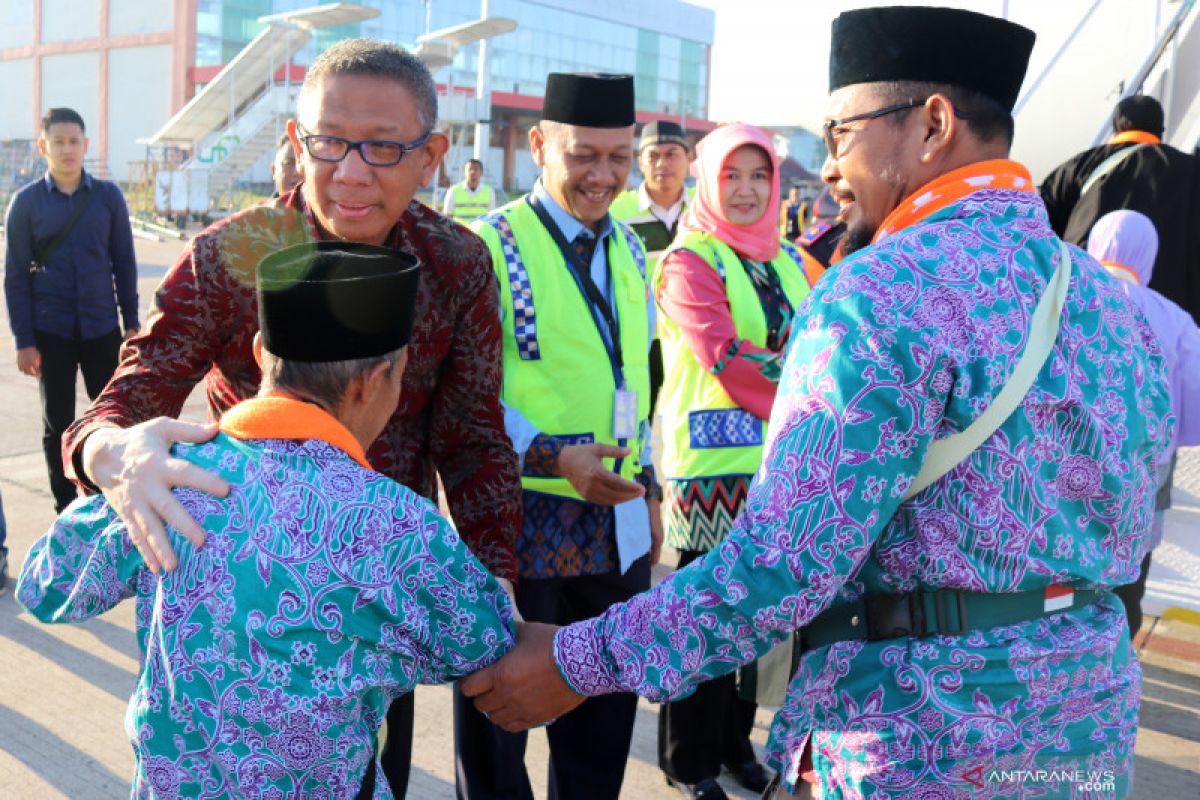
left=933, top=589, right=968, bottom=636
left=29, top=260, right=45, bottom=275
left=864, top=593, right=920, bottom=641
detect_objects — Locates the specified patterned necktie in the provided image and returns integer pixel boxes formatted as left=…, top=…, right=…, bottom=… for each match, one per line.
left=572, top=232, right=596, bottom=266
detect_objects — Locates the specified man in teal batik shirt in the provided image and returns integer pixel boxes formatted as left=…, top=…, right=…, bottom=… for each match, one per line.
left=464, top=8, right=1173, bottom=800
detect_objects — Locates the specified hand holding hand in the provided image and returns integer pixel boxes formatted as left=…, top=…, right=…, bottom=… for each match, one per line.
left=556, top=443, right=645, bottom=505
left=461, top=621, right=584, bottom=731
left=123, top=326, right=140, bottom=341
left=16, top=347, right=40, bottom=377
left=82, top=418, right=227, bottom=573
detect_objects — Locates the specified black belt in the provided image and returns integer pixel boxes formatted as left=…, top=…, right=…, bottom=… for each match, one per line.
left=801, top=587, right=1103, bottom=652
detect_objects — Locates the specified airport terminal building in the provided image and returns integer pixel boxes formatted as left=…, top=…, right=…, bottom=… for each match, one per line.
left=0, top=0, right=715, bottom=197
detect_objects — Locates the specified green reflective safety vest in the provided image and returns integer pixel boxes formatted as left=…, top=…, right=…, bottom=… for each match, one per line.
left=609, top=185, right=696, bottom=220
left=451, top=183, right=494, bottom=223
left=609, top=185, right=696, bottom=256
left=472, top=199, right=652, bottom=500
left=607, top=189, right=639, bottom=221
left=656, top=230, right=812, bottom=481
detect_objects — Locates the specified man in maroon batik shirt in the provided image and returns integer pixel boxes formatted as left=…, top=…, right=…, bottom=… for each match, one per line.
left=61, top=39, right=521, bottom=799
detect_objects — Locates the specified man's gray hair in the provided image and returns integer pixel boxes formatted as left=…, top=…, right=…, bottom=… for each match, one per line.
left=259, top=348, right=404, bottom=410
left=301, top=38, right=438, bottom=132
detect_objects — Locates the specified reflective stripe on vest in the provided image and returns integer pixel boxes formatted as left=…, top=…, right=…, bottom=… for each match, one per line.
left=614, top=219, right=648, bottom=282
left=655, top=231, right=812, bottom=480
left=474, top=200, right=652, bottom=499
left=452, top=183, right=494, bottom=222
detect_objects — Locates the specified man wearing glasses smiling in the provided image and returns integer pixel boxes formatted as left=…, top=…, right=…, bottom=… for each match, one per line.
left=60, top=39, right=523, bottom=798
left=821, top=97, right=971, bottom=256
left=462, top=7, right=1171, bottom=800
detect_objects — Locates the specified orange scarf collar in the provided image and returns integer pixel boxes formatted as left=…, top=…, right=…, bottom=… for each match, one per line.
left=219, top=394, right=372, bottom=470
left=1101, top=260, right=1141, bottom=285
left=1108, top=130, right=1161, bottom=146
left=873, top=159, right=1035, bottom=244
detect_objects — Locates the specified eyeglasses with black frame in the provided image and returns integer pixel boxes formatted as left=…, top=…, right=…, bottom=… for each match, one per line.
left=823, top=98, right=971, bottom=158
left=297, top=124, right=433, bottom=167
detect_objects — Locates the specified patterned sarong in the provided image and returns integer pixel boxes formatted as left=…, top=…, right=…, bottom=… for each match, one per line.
left=664, top=475, right=752, bottom=552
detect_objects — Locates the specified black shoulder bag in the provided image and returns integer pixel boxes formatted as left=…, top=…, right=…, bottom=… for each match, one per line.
left=29, top=185, right=98, bottom=275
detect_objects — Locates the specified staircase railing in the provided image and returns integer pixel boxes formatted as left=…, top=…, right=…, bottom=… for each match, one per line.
left=1091, top=0, right=1198, bottom=145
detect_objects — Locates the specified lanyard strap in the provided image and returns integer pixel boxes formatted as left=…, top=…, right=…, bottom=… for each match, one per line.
left=526, top=195, right=625, bottom=382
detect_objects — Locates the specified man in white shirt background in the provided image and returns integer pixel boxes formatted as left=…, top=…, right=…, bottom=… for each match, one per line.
left=610, top=120, right=695, bottom=416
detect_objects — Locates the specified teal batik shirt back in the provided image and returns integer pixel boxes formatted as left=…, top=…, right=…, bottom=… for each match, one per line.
left=17, top=432, right=516, bottom=799
left=553, top=176, right=1172, bottom=798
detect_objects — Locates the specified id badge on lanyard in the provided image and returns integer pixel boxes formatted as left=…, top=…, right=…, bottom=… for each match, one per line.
left=613, top=384, right=639, bottom=440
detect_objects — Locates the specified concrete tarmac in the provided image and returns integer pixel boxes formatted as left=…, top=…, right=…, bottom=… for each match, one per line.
left=0, top=233, right=1196, bottom=797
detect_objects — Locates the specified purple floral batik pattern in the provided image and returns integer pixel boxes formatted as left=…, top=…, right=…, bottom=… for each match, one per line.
left=18, top=434, right=516, bottom=799
left=552, top=188, right=1172, bottom=798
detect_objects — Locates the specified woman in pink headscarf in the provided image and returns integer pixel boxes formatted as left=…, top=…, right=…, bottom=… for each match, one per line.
left=652, top=123, right=823, bottom=799
left=1087, top=209, right=1200, bottom=636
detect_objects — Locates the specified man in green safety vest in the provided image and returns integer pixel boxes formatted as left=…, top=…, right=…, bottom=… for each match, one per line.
left=610, top=120, right=695, bottom=260
left=459, top=72, right=663, bottom=800
left=443, top=157, right=496, bottom=223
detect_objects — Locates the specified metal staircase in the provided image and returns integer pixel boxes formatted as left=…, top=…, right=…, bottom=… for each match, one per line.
left=138, top=2, right=516, bottom=219
left=141, top=3, right=378, bottom=218
left=1102, top=0, right=1200, bottom=149
left=199, top=83, right=300, bottom=201
left=1011, top=0, right=1200, bottom=180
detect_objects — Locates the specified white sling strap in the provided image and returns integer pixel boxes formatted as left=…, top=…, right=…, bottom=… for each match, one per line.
left=903, top=239, right=1073, bottom=501
left=1079, top=143, right=1147, bottom=197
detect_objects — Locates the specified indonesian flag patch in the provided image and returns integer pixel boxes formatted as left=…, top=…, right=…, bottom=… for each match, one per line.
left=1044, top=585, right=1074, bottom=613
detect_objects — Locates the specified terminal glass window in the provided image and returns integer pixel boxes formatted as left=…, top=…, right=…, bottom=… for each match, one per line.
left=190, top=0, right=708, bottom=118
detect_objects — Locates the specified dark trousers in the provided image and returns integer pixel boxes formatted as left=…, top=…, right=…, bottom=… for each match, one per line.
left=357, top=691, right=414, bottom=798
left=648, top=338, right=665, bottom=418
left=1114, top=553, right=1153, bottom=638
left=658, top=549, right=758, bottom=784
left=34, top=328, right=121, bottom=512
left=454, top=557, right=651, bottom=800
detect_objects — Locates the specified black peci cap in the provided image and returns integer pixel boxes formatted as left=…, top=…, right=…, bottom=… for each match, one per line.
left=542, top=73, right=636, bottom=128
left=639, top=120, right=689, bottom=151
left=256, top=241, right=420, bottom=362
left=829, top=6, right=1036, bottom=112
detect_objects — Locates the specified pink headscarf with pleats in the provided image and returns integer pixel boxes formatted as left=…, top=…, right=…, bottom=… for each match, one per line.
left=677, top=123, right=781, bottom=263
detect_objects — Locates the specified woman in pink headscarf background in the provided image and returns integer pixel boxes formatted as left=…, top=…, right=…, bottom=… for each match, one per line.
left=651, top=123, right=824, bottom=799
left=1087, top=209, right=1200, bottom=637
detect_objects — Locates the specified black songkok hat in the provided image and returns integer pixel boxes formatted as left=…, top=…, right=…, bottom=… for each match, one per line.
left=640, top=120, right=690, bottom=151
left=542, top=73, right=635, bottom=128
left=829, top=6, right=1036, bottom=112
left=256, top=241, right=420, bottom=362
